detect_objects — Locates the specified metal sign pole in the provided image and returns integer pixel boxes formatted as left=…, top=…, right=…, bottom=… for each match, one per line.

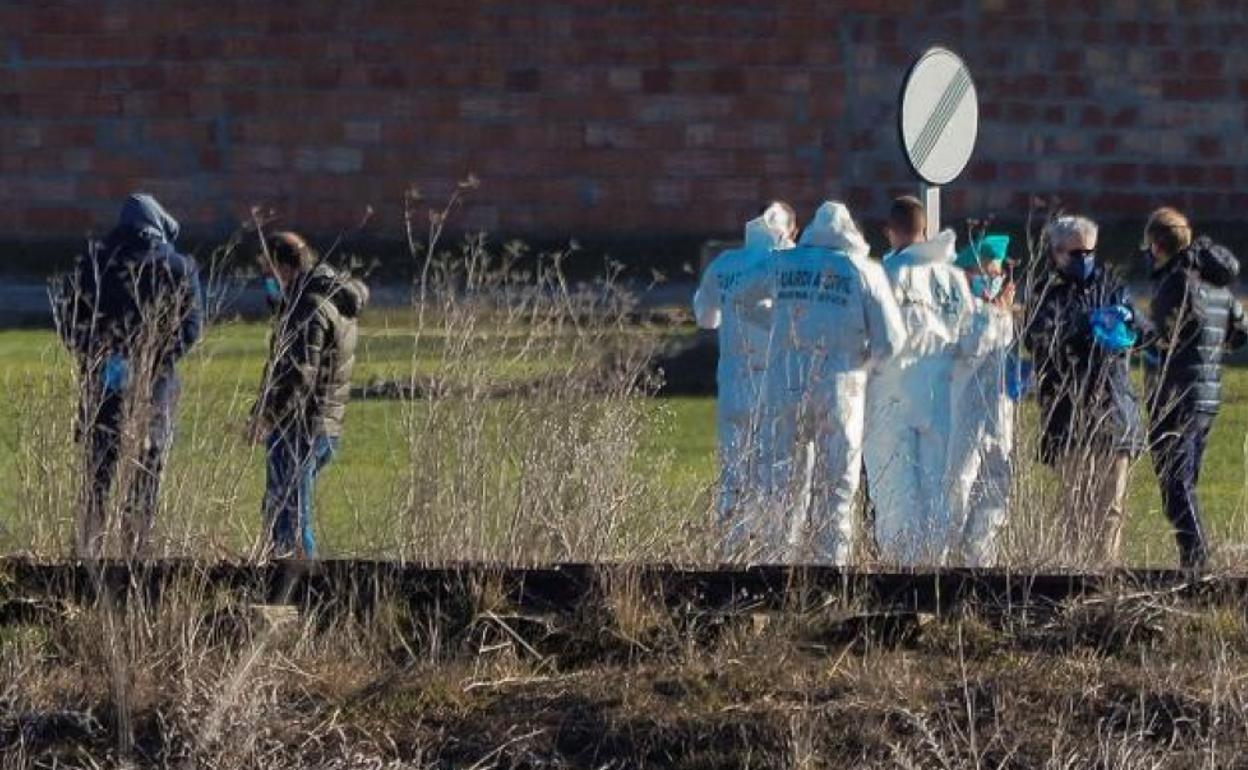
left=922, top=184, right=940, bottom=239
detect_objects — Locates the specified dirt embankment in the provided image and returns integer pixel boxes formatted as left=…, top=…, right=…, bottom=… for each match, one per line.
left=5, top=568, right=1248, bottom=768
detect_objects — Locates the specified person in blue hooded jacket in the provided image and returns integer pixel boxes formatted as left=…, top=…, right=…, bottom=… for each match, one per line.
left=1023, top=215, right=1144, bottom=566
left=54, top=193, right=203, bottom=557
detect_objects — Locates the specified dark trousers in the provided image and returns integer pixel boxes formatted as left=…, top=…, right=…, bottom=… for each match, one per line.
left=79, top=385, right=175, bottom=558
left=1150, top=409, right=1214, bottom=569
left=264, top=431, right=338, bottom=558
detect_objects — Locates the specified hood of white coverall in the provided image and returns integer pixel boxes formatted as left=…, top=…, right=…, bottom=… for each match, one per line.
left=762, top=201, right=796, bottom=249
left=798, top=201, right=869, bottom=258
left=742, top=201, right=796, bottom=251
left=742, top=215, right=780, bottom=251
left=893, top=228, right=957, bottom=263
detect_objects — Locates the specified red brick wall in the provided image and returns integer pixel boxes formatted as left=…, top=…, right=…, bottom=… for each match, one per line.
left=1, top=0, right=1246, bottom=244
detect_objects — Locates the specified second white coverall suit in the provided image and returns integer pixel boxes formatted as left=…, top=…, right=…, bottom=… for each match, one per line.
left=737, top=202, right=906, bottom=563
left=693, top=205, right=795, bottom=549
left=945, top=297, right=1015, bottom=566
left=864, top=230, right=974, bottom=566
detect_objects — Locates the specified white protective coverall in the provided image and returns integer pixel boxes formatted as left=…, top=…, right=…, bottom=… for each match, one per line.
left=945, top=299, right=1015, bottom=566
left=693, top=205, right=795, bottom=547
left=863, top=230, right=974, bottom=566
left=736, top=202, right=906, bottom=564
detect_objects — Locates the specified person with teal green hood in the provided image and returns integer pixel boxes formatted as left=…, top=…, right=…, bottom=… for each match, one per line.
left=945, top=233, right=1016, bottom=566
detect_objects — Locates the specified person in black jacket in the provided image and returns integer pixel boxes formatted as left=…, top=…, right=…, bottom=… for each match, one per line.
left=249, top=232, right=369, bottom=558
left=1023, top=215, right=1145, bottom=566
left=1141, top=207, right=1248, bottom=569
left=54, top=193, right=203, bottom=557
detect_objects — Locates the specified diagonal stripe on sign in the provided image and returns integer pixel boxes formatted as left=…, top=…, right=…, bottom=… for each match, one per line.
left=912, top=68, right=971, bottom=169
left=911, top=68, right=972, bottom=170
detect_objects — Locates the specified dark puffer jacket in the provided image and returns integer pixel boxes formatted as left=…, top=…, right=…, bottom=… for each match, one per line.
left=1146, top=236, right=1248, bottom=417
left=1023, top=265, right=1146, bottom=465
left=260, top=264, right=369, bottom=438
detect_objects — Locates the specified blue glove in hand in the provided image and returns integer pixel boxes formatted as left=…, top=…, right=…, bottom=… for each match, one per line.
left=1005, top=352, right=1033, bottom=402
left=102, top=354, right=131, bottom=394
left=1089, top=305, right=1137, bottom=352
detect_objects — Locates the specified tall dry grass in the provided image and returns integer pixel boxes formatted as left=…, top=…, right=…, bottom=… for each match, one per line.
left=8, top=192, right=1244, bottom=570
left=5, top=182, right=710, bottom=564
left=7, top=190, right=1248, bottom=766
left=384, top=231, right=688, bottom=564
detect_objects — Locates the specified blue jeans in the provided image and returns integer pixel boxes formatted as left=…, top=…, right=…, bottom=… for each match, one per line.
left=264, top=432, right=338, bottom=558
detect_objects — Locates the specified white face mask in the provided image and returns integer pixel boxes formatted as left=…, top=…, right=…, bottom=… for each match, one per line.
left=971, top=273, right=1004, bottom=300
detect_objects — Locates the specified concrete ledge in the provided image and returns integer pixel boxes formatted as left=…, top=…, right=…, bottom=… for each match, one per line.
left=0, top=559, right=1238, bottom=618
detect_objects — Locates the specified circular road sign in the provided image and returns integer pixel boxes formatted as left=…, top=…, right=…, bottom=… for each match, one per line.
left=898, top=47, right=979, bottom=186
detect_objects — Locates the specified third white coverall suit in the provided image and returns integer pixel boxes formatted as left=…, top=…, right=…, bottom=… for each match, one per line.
left=864, top=230, right=974, bottom=566
left=945, top=295, right=1015, bottom=566
left=693, top=205, right=795, bottom=550
left=736, top=202, right=906, bottom=563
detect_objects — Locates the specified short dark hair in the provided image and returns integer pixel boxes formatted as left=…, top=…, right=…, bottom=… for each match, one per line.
left=887, top=196, right=926, bottom=238
left=268, top=231, right=316, bottom=272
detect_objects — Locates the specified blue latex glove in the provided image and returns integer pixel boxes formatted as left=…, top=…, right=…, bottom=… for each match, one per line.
left=1005, top=352, right=1033, bottom=402
left=263, top=276, right=283, bottom=303
left=1089, top=305, right=1137, bottom=352
left=102, top=354, right=130, bottom=394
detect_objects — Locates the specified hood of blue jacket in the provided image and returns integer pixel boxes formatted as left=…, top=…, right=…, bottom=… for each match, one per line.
left=117, top=193, right=180, bottom=244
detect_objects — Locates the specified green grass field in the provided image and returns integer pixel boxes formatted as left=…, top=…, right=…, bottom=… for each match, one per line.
left=1, top=316, right=1246, bottom=566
